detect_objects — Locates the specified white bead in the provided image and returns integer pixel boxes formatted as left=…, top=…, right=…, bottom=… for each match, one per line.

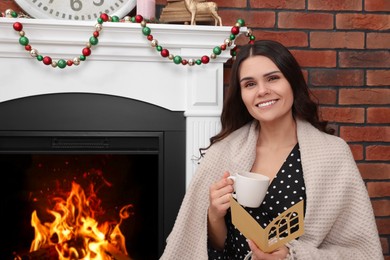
left=151, top=39, right=158, bottom=47
left=30, top=49, right=38, bottom=57
left=73, top=57, right=80, bottom=65
left=5, top=9, right=13, bottom=18
left=95, top=24, right=103, bottom=31
left=224, top=38, right=232, bottom=46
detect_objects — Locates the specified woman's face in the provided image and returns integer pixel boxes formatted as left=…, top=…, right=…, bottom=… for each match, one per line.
left=239, top=55, right=294, bottom=124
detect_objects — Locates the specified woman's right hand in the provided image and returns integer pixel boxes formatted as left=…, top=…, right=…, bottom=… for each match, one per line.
left=208, top=171, right=234, bottom=221
left=207, top=171, right=235, bottom=250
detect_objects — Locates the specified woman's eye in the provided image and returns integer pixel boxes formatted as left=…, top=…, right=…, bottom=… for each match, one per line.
left=268, top=75, right=279, bottom=82
left=244, top=82, right=256, bottom=88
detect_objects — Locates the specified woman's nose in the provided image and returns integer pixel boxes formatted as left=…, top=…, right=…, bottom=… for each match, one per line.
left=256, top=83, right=269, bottom=96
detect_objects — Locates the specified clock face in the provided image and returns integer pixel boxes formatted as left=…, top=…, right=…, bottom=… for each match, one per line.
left=15, top=0, right=137, bottom=20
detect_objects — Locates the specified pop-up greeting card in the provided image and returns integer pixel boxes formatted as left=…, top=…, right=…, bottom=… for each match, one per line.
left=230, top=197, right=305, bottom=253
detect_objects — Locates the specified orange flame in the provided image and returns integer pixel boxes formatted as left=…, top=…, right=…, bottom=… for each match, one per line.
left=29, top=181, right=132, bottom=259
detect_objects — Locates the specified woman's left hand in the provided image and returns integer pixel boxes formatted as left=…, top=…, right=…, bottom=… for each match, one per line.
left=247, top=239, right=289, bottom=260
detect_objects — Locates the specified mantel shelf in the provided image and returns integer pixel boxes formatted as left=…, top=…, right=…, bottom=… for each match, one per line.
left=0, top=18, right=242, bottom=62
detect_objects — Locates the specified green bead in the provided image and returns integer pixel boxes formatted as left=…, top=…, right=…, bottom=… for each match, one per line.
left=142, top=27, right=151, bottom=36
left=57, top=59, right=67, bottom=69
left=196, top=59, right=202, bottom=65
left=11, top=11, right=18, bottom=18
left=213, top=46, right=222, bottom=55
left=111, top=16, right=120, bottom=22
left=156, top=45, right=162, bottom=52
left=97, top=18, right=103, bottom=24
left=236, top=19, right=245, bottom=27
left=80, top=55, right=86, bottom=61
left=131, top=17, right=136, bottom=22
left=37, top=55, right=43, bottom=61
left=230, top=51, right=237, bottom=57
left=229, top=34, right=236, bottom=40
left=19, top=36, right=29, bottom=46
left=250, top=35, right=256, bottom=40
left=173, top=55, right=182, bottom=64
left=89, top=36, right=98, bottom=45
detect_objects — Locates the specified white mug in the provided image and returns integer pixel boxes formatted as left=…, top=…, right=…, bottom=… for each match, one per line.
left=228, top=171, right=270, bottom=208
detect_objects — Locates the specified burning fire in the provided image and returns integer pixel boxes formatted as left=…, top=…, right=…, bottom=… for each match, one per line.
left=27, top=181, right=133, bottom=260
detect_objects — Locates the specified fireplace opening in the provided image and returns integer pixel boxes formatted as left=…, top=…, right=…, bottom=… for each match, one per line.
left=0, top=93, right=186, bottom=259
left=1, top=152, right=159, bottom=259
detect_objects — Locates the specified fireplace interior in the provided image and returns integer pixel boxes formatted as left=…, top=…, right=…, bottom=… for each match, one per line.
left=0, top=93, right=186, bottom=260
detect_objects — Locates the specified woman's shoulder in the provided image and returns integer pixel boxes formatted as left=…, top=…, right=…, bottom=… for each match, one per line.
left=297, top=120, right=348, bottom=147
left=202, top=121, right=256, bottom=158
left=297, top=119, right=353, bottom=161
left=213, top=121, right=255, bottom=147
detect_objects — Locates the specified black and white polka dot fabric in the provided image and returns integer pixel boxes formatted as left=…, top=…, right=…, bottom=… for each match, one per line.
left=208, top=143, right=306, bottom=259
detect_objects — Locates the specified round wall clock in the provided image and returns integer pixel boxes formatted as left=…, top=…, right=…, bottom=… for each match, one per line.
left=14, top=0, right=137, bottom=20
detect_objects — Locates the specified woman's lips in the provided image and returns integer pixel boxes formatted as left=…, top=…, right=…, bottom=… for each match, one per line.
left=256, top=99, right=277, bottom=108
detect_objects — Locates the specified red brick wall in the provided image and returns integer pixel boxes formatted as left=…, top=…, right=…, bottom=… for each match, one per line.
left=2, top=0, right=390, bottom=258
left=158, top=0, right=390, bottom=257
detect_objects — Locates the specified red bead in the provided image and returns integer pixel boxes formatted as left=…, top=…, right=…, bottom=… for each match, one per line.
left=249, top=40, right=255, bottom=45
left=135, top=15, right=143, bottom=23
left=93, top=31, right=99, bottom=37
left=201, top=55, right=210, bottom=64
left=13, top=22, right=23, bottom=31
left=42, top=56, right=52, bottom=65
left=67, top=60, right=73, bottom=66
left=231, top=26, right=240, bottom=35
left=220, top=44, right=226, bottom=50
left=147, top=35, right=153, bottom=41
left=161, top=49, right=169, bottom=57
left=100, top=13, right=109, bottom=22
left=181, top=59, right=188, bottom=65
left=25, top=45, right=32, bottom=51
left=82, top=47, right=91, bottom=56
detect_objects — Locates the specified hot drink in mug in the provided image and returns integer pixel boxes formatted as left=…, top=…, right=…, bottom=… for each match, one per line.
left=228, top=171, right=270, bottom=208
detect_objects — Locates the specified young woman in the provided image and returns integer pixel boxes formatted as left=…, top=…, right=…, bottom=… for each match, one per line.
left=160, top=40, right=383, bottom=260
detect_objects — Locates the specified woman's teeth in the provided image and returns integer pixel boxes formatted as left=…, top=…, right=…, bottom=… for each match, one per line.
left=257, top=100, right=276, bottom=108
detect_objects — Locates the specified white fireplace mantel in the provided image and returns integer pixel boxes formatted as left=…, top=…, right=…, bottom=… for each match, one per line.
left=0, top=18, right=245, bottom=187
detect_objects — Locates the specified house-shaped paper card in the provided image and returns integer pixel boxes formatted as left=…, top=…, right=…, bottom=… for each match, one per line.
left=230, top=196, right=305, bottom=253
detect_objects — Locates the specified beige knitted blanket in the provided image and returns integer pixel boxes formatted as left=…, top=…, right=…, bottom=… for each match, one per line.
left=160, top=119, right=383, bottom=260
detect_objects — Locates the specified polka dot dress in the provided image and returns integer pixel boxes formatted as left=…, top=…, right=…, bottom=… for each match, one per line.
left=208, top=143, right=306, bottom=259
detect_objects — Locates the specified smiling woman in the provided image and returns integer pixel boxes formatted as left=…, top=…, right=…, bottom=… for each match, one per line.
left=14, top=0, right=136, bottom=20
left=160, top=40, right=383, bottom=260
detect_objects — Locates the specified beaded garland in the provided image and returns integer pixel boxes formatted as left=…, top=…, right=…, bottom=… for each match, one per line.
left=1, top=8, right=255, bottom=69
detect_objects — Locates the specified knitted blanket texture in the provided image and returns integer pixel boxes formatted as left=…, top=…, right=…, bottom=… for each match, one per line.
left=160, top=119, right=383, bottom=260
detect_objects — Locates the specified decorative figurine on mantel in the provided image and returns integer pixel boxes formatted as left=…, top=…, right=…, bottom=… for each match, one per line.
left=184, top=0, right=222, bottom=26
left=159, top=0, right=222, bottom=26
